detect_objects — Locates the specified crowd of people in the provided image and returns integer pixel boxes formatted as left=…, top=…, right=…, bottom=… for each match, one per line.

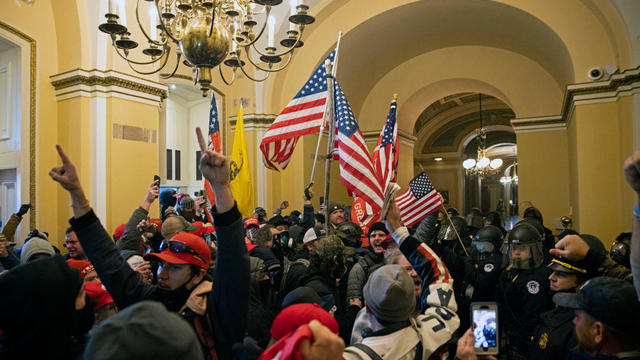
left=0, top=127, right=639, bottom=360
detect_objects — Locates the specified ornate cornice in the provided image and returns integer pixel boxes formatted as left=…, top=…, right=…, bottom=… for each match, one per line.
left=511, top=115, right=565, bottom=134
left=362, top=129, right=416, bottom=146
left=50, top=69, right=168, bottom=105
left=512, top=66, right=640, bottom=133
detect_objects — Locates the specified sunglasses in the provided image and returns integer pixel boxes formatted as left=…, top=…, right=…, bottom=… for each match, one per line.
left=159, top=239, right=206, bottom=265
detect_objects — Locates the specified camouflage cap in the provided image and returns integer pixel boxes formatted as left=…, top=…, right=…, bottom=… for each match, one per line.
left=314, top=235, right=355, bottom=258
left=327, top=202, right=343, bottom=214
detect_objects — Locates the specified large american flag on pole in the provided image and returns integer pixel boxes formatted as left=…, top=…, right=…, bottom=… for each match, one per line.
left=259, top=50, right=336, bottom=171
left=334, top=81, right=384, bottom=211
left=372, top=97, right=399, bottom=193
left=396, top=172, right=443, bottom=227
left=203, top=94, right=220, bottom=221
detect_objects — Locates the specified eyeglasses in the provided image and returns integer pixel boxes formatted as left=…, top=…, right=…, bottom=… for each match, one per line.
left=159, top=239, right=206, bottom=264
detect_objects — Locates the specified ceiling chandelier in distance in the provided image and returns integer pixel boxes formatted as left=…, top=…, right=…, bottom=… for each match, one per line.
left=462, top=94, right=503, bottom=177
left=99, top=0, right=315, bottom=96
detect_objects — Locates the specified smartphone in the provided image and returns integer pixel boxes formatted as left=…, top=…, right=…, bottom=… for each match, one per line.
left=319, top=196, right=325, bottom=206
left=153, top=175, right=161, bottom=186
left=471, top=302, right=499, bottom=355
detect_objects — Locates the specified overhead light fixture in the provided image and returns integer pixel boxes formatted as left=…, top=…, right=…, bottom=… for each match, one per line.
left=99, top=0, right=315, bottom=96
left=433, top=157, right=443, bottom=161
left=462, top=94, right=503, bottom=177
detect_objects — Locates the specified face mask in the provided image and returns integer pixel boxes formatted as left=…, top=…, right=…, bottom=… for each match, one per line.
left=156, top=272, right=197, bottom=312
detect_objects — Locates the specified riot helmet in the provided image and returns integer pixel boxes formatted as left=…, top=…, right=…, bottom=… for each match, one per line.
left=472, top=225, right=503, bottom=254
left=523, top=206, right=544, bottom=225
left=437, top=215, right=469, bottom=242
left=484, top=211, right=503, bottom=228
left=610, top=232, right=630, bottom=268
left=504, top=222, right=544, bottom=269
left=466, top=208, right=484, bottom=229
left=336, top=221, right=364, bottom=248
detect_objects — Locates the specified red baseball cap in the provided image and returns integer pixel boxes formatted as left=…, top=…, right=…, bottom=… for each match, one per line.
left=144, top=232, right=210, bottom=270
left=67, top=259, right=95, bottom=278
left=190, top=221, right=215, bottom=237
left=84, top=281, right=115, bottom=311
left=270, top=303, right=339, bottom=340
left=149, top=218, right=163, bottom=232
left=244, top=217, right=260, bottom=228
left=113, top=223, right=126, bottom=242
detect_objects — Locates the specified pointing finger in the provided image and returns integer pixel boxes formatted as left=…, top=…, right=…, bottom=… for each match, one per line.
left=196, top=127, right=208, bottom=153
left=56, top=145, right=70, bottom=165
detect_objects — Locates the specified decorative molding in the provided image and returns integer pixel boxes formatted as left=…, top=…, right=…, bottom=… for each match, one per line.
left=362, top=129, right=417, bottom=146
left=0, top=21, right=36, bottom=229
left=511, top=66, right=640, bottom=134
left=511, top=115, right=565, bottom=133
left=229, top=113, right=276, bottom=131
left=50, top=69, right=168, bottom=105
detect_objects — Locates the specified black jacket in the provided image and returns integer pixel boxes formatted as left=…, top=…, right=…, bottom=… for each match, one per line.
left=70, top=205, right=249, bottom=360
left=498, top=265, right=553, bottom=355
left=529, top=305, right=576, bottom=360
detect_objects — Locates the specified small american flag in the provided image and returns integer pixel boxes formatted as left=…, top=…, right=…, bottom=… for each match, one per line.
left=203, top=94, right=220, bottom=219
left=372, top=97, right=399, bottom=193
left=334, top=81, right=384, bottom=211
left=259, top=50, right=336, bottom=171
left=396, top=172, right=443, bottom=227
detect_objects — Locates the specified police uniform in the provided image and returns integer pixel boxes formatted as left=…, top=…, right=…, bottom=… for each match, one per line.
left=528, top=257, right=590, bottom=360
left=497, top=221, right=553, bottom=359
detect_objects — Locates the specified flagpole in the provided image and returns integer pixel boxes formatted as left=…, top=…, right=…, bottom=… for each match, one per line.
left=417, top=163, right=469, bottom=256
left=308, top=32, right=342, bottom=190
left=323, top=59, right=336, bottom=235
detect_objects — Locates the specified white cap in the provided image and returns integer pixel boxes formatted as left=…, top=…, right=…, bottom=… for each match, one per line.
left=302, top=228, right=317, bottom=244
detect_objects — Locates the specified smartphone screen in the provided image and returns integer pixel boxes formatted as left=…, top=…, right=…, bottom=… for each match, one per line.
left=471, top=302, right=499, bottom=355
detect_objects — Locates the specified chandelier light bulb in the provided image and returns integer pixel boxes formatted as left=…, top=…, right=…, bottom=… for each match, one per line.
left=477, top=157, right=490, bottom=168
left=490, top=158, right=503, bottom=169
left=463, top=159, right=476, bottom=169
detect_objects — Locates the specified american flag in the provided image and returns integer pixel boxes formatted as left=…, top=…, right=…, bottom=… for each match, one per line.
left=396, top=172, right=443, bottom=227
left=203, top=94, right=220, bottom=220
left=372, top=97, right=399, bottom=193
left=259, top=50, right=336, bottom=170
left=334, top=81, right=384, bottom=211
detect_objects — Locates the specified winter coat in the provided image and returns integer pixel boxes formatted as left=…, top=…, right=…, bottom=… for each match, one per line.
left=69, top=204, right=249, bottom=360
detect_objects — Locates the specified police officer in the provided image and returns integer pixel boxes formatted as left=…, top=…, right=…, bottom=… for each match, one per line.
left=465, top=207, right=484, bottom=237
left=610, top=232, right=631, bottom=268
left=463, top=225, right=504, bottom=303
left=497, top=221, right=553, bottom=359
left=529, top=255, right=593, bottom=360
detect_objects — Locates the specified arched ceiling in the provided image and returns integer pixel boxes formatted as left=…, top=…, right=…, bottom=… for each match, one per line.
left=267, top=0, right=629, bottom=134
left=332, top=0, right=573, bottom=117
left=414, top=93, right=515, bottom=155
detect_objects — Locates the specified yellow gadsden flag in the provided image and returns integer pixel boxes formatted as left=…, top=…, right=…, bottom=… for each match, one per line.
left=229, top=106, right=255, bottom=218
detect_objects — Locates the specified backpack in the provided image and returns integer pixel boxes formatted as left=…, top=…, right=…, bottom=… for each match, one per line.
left=279, top=256, right=310, bottom=293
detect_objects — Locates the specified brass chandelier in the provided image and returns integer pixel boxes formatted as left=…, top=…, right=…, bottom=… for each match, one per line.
left=462, top=94, right=503, bottom=177
left=99, top=0, right=315, bottom=96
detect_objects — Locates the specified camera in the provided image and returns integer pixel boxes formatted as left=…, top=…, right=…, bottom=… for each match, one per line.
left=588, top=67, right=603, bottom=80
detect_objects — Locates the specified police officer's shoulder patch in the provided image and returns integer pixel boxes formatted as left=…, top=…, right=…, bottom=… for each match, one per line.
left=527, top=280, right=540, bottom=294
left=484, top=263, right=494, bottom=272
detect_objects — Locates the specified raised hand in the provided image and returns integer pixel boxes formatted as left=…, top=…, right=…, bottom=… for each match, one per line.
left=196, top=127, right=230, bottom=187
left=49, top=145, right=82, bottom=193
left=195, top=127, right=233, bottom=213
left=17, top=204, right=33, bottom=217
left=385, top=198, right=403, bottom=233
left=298, top=320, right=345, bottom=360
left=549, top=234, right=589, bottom=261
left=624, top=151, right=640, bottom=201
left=141, top=180, right=160, bottom=211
